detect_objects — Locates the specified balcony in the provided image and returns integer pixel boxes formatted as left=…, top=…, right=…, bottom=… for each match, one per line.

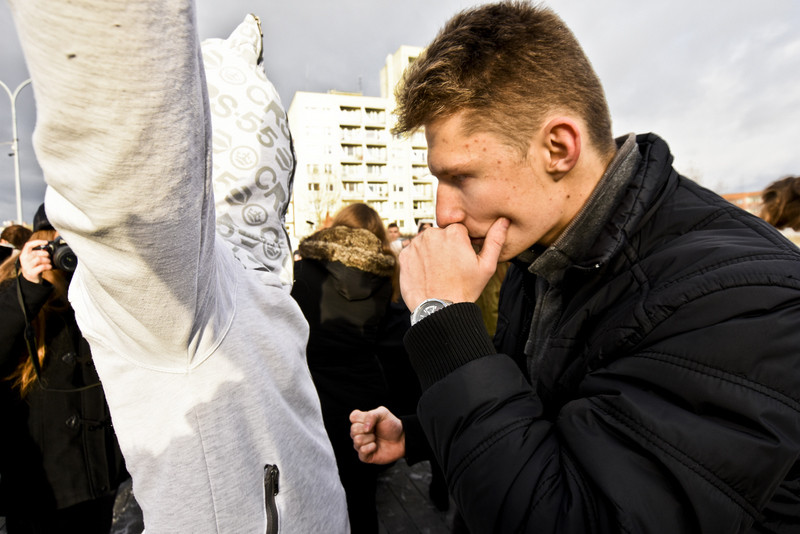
left=364, top=128, right=387, bottom=145
left=366, top=164, right=386, bottom=180
left=366, top=182, right=389, bottom=199
left=365, top=146, right=387, bottom=163
left=364, top=108, right=386, bottom=126
left=340, top=146, right=364, bottom=162
left=367, top=200, right=387, bottom=213
left=341, top=189, right=364, bottom=200
left=340, top=126, right=362, bottom=143
left=413, top=185, right=433, bottom=199
left=342, top=181, right=364, bottom=199
left=341, top=163, right=363, bottom=179
left=339, top=107, right=362, bottom=126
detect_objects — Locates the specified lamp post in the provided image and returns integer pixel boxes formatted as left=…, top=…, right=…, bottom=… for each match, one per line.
left=1, top=78, right=32, bottom=224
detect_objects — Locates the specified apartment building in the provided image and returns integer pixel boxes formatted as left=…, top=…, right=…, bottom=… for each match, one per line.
left=286, top=46, right=435, bottom=240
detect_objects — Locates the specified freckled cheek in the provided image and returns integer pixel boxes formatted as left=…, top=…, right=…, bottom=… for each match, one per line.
left=497, top=186, right=517, bottom=208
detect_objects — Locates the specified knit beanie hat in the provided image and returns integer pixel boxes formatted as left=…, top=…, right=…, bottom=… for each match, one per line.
left=33, top=203, right=54, bottom=232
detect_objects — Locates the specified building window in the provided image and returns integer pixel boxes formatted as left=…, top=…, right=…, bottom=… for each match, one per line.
left=365, top=127, right=385, bottom=142
left=342, top=163, right=361, bottom=178
left=369, top=200, right=387, bottom=212
left=342, top=145, right=363, bottom=159
left=366, top=164, right=384, bottom=177
left=366, top=146, right=387, bottom=161
left=365, top=108, right=385, bottom=124
left=340, top=126, right=361, bottom=142
left=414, top=183, right=432, bottom=196
left=367, top=182, right=388, bottom=197
left=340, top=106, right=361, bottom=124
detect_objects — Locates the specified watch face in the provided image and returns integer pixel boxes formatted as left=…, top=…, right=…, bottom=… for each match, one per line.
left=419, top=301, right=447, bottom=319
left=412, top=298, right=452, bottom=325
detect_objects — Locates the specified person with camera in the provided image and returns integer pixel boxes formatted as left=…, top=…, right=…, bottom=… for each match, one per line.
left=0, top=205, right=128, bottom=533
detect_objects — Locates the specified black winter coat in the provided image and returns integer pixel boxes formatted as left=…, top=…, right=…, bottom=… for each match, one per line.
left=290, top=225, right=399, bottom=434
left=292, top=226, right=397, bottom=372
left=0, top=275, right=127, bottom=515
left=404, top=134, right=800, bottom=533
left=291, top=225, right=404, bottom=533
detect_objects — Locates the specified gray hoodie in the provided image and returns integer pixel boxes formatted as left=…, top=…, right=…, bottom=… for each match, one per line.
left=8, top=2, right=349, bottom=532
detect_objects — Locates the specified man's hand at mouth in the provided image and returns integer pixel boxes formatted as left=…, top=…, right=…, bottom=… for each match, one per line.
left=399, top=217, right=510, bottom=311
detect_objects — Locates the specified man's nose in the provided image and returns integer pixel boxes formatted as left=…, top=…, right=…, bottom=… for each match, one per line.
left=435, top=182, right=465, bottom=227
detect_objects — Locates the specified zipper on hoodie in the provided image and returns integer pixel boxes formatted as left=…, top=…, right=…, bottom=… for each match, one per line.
left=264, top=464, right=280, bottom=534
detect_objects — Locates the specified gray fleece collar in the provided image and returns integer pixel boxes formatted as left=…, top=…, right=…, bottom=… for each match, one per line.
left=520, top=133, right=641, bottom=285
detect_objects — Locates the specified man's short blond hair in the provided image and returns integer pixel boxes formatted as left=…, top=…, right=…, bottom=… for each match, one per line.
left=394, top=1, right=616, bottom=158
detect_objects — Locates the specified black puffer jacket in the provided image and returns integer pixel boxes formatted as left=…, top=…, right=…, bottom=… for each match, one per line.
left=291, top=225, right=401, bottom=533
left=0, top=275, right=127, bottom=515
left=405, top=133, right=800, bottom=533
left=292, top=226, right=397, bottom=370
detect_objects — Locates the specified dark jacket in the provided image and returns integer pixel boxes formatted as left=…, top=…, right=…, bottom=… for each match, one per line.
left=291, top=225, right=402, bottom=533
left=404, top=133, right=800, bottom=533
left=292, top=225, right=398, bottom=423
left=0, top=275, right=127, bottom=515
left=292, top=225, right=397, bottom=369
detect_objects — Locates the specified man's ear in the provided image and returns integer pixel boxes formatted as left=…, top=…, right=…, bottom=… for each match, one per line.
left=541, top=118, right=581, bottom=181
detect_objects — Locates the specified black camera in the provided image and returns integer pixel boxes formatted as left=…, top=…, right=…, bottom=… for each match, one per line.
left=34, top=236, right=77, bottom=272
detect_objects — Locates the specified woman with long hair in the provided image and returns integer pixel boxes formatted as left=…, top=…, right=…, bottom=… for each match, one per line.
left=0, top=226, right=127, bottom=533
left=291, top=203, right=402, bottom=533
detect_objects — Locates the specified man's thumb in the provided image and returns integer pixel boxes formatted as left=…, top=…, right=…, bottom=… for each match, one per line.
left=478, top=217, right=509, bottom=267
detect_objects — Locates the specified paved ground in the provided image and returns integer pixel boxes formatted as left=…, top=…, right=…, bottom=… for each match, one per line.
left=376, top=459, right=459, bottom=533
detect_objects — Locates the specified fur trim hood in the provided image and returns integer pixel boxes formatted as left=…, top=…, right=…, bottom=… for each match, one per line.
left=298, top=226, right=395, bottom=277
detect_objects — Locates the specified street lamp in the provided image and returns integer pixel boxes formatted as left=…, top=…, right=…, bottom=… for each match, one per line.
left=0, top=78, right=32, bottom=224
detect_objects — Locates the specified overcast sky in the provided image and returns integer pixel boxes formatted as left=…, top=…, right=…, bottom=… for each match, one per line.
left=1, top=0, right=799, bottom=224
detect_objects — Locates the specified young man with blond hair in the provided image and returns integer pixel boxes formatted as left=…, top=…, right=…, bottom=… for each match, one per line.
left=352, top=2, right=800, bottom=532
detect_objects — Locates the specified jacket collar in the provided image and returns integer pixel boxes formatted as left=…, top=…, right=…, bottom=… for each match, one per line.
left=298, top=226, right=396, bottom=277
left=518, top=133, right=674, bottom=285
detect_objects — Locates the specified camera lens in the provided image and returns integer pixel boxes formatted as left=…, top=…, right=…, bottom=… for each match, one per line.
left=52, top=244, right=77, bottom=272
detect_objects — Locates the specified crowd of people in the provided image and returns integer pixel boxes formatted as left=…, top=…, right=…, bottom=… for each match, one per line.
left=2, top=1, right=800, bottom=533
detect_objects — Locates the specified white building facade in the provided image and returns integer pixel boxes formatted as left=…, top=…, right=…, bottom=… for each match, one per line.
left=286, top=46, right=436, bottom=240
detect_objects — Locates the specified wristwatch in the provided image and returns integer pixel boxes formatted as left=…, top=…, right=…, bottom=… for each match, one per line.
left=410, top=298, right=453, bottom=326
